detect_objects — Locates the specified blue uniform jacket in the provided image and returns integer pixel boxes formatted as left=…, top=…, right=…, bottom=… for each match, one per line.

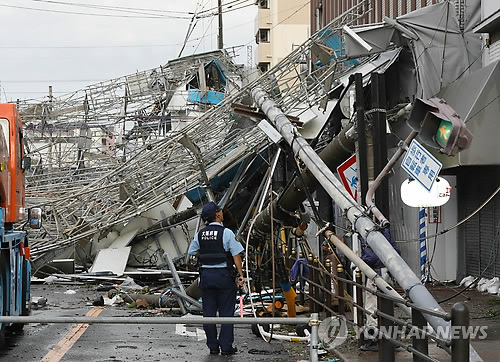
left=360, top=228, right=400, bottom=270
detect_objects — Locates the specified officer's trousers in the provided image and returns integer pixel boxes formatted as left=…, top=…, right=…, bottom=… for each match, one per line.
left=199, top=268, right=237, bottom=351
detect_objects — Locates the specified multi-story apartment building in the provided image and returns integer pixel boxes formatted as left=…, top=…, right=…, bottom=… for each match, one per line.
left=254, top=0, right=311, bottom=73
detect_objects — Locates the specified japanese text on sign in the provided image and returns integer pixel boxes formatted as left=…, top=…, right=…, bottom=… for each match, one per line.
left=402, top=139, right=442, bottom=192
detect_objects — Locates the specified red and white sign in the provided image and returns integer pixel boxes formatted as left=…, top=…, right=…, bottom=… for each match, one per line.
left=337, top=154, right=358, bottom=201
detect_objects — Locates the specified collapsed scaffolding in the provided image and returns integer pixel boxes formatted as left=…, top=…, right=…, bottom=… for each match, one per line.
left=19, top=1, right=371, bottom=270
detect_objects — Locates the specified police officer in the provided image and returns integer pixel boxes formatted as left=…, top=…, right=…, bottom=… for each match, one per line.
left=188, top=201, right=245, bottom=355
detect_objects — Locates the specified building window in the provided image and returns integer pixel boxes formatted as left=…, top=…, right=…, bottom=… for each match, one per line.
left=257, top=0, right=269, bottom=9
left=258, top=62, right=270, bottom=73
left=256, top=29, right=270, bottom=43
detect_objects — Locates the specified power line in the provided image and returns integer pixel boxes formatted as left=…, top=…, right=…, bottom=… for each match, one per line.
left=3, top=91, right=70, bottom=94
left=0, top=2, right=261, bottom=51
left=196, top=0, right=251, bottom=15
left=197, top=1, right=254, bottom=19
left=0, top=44, right=181, bottom=49
left=193, top=11, right=217, bottom=55
left=1, top=80, right=106, bottom=83
left=178, top=0, right=204, bottom=57
left=0, top=2, right=191, bottom=19
left=29, top=0, right=195, bottom=16
left=2, top=0, right=256, bottom=20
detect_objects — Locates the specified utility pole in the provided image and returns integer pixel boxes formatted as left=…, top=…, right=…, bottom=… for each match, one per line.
left=218, top=0, right=223, bottom=49
left=371, top=72, right=389, bottom=217
left=354, top=73, right=368, bottom=205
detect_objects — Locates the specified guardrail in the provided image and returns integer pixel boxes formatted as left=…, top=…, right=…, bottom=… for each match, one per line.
left=0, top=314, right=321, bottom=362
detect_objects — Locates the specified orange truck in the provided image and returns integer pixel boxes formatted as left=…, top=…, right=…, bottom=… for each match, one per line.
left=0, top=103, right=41, bottom=346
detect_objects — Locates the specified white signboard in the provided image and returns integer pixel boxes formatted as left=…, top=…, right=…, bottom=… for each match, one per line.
left=401, top=139, right=442, bottom=192
left=401, top=177, right=451, bottom=207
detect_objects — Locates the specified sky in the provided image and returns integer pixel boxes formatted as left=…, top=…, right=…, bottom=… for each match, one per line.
left=0, top=0, right=257, bottom=102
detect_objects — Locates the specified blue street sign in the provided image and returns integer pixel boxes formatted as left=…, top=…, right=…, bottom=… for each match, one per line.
left=402, top=139, right=442, bottom=192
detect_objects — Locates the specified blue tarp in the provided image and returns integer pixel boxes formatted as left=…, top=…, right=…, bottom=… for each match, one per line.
left=187, top=89, right=225, bottom=105
left=317, top=28, right=360, bottom=67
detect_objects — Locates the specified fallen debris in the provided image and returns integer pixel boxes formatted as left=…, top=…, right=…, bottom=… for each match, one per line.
left=93, top=296, right=105, bottom=306
left=31, top=297, right=47, bottom=309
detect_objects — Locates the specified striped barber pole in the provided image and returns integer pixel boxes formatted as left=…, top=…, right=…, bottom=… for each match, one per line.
left=419, top=207, right=428, bottom=282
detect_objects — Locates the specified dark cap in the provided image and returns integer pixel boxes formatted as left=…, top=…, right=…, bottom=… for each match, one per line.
left=201, top=201, right=221, bottom=220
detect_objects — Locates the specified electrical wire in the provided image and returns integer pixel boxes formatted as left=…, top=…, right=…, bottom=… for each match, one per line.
left=178, top=7, right=201, bottom=57
left=395, top=185, right=500, bottom=243
left=425, top=220, right=440, bottom=283
left=0, top=43, right=182, bottom=49
left=465, top=94, right=500, bottom=124
left=192, top=11, right=217, bottom=55
left=408, top=191, right=500, bottom=304
left=196, top=0, right=251, bottom=14
left=413, top=4, right=448, bottom=63
left=197, top=2, right=255, bottom=19
left=0, top=2, right=189, bottom=19
left=29, top=0, right=195, bottom=16
left=451, top=44, right=486, bottom=84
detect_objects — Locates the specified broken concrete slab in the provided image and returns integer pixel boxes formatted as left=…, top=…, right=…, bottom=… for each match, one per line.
left=89, top=247, right=131, bottom=276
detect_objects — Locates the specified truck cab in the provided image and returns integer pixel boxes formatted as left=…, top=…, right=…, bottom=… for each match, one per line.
left=0, top=103, right=31, bottom=347
left=0, top=104, right=26, bottom=225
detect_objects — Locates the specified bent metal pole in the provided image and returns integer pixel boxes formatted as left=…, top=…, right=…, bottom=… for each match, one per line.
left=322, top=230, right=410, bottom=315
left=250, top=87, right=482, bottom=362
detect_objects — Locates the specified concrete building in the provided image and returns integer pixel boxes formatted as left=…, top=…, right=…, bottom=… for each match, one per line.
left=254, top=0, right=311, bottom=73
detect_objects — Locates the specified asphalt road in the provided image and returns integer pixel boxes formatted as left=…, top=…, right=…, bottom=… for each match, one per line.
left=0, top=283, right=312, bottom=362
